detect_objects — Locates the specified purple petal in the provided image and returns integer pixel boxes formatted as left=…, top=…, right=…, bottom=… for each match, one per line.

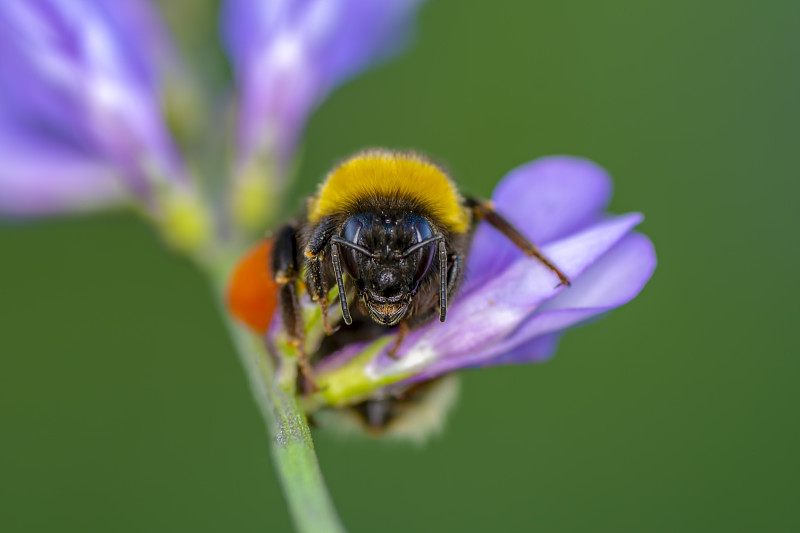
left=467, top=156, right=613, bottom=291
left=365, top=213, right=644, bottom=378
left=536, top=232, right=656, bottom=314
left=0, top=136, right=123, bottom=216
left=96, top=0, right=178, bottom=77
left=0, top=0, right=184, bottom=216
left=416, top=232, right=657, bottom=376
left=223, top=0, right=426, bottom=169
left=486, top=333, right=562, bottom=367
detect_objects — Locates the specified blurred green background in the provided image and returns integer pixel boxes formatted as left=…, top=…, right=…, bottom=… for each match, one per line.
left=2, top=0, right=798, bottom=531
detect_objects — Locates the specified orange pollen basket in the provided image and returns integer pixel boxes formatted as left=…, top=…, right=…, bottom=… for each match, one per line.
left=226, top=239, right=279, bottom=334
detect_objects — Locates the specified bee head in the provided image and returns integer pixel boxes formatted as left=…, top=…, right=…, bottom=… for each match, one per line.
left=337, top=212, right=438, bottom=326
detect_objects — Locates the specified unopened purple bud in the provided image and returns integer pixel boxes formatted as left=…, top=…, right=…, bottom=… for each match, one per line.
left=0, top=0, right=186, bottom=216
left=223, top=0, right=426, bottom=173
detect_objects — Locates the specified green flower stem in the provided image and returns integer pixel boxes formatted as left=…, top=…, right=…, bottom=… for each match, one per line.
left=211, top=273, right=347, bottom=533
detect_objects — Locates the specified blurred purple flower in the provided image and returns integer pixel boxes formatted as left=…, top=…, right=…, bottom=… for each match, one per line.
left=222, top=0, right=426, bottom=172
left=314, top=157, right=656, bottom=401
left=0, top=0, right=185, bottom=216
left=0, top=0, right=428, bottom=224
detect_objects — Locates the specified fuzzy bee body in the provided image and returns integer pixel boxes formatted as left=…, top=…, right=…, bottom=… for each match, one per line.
left=269, top=149, right=570, bottom=390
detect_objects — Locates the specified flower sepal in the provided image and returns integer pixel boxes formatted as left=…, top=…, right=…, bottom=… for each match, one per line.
left=311, top=336, right=411, bottom=407
left=230, top=149, right=282, bottom=234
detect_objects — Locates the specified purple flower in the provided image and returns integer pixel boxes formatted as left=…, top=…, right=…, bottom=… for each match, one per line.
left=222, top=0, right=426, bottom=172
left=0, top=0, right=185, bottom=216
left=312, top=157, right=656, bottom=404
left=0, top=0, right=427, bottom=229
left=1, top=0, right=656, bottom=435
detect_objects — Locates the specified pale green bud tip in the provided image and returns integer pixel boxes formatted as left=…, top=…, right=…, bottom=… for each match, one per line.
left=158, top=188, right=211, bottom=254
left=231, top=159, right=279, bottom=233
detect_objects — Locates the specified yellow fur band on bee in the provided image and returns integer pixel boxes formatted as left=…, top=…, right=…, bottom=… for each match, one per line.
left=307, top=150, right=471, bottom=233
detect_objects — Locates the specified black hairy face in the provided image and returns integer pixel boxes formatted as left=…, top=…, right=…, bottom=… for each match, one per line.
left=338, top=211, right=437, bottom=326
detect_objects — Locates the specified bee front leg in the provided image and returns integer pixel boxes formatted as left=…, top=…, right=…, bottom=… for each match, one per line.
left=446, top=251, right=461, bottom=298
left=405, top=251, right=463, bottom=330
left=272, top=224, right=319, bottom=391
left=306, top=253, right=335, bottom=335
left=465, top=197, right=571, bottom=287
left=305, top=216, right=340, bottom=335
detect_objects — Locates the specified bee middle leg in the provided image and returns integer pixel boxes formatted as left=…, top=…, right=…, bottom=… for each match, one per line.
left=387, top=321, right=410, bottom=360
left=465, top=196, right=571, bottom=287
left=272, top=224, right=318, bottom=390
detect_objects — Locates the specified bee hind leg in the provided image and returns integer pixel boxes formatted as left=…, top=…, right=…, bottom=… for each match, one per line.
left=465, top=197, right=571, bottom=287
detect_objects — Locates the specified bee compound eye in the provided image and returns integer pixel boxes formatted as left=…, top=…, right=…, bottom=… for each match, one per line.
left=343, top=248, right=360, bottom=279
left=413, top=242, right=436, bottom=284
left=411, top=218, right=436, bottom=284
left=341, top=217, right=364, bottom=278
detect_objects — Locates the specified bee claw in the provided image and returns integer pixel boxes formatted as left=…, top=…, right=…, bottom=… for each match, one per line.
left=298, top=364, right=322, bottom=393
left=320, top=306, right=340, bottom=335
left=323, top=324, right=340, bottom=335
left=302, top=378, right=330, bottom=395
left=300, top=376, right=322, bottom=394
left=554, top=276, right=571, bottom=289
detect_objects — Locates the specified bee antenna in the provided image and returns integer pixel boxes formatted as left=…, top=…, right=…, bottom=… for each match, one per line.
left=330, top=236, right=379, bottom=258
left=439, top=240, right=448, bottom=322
left=402, top=234, right=444, bottom=258
left=330, top=241, right=352, bottom=325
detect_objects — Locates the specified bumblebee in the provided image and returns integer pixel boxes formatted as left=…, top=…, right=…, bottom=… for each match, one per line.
left=268, top=149, right=570, bottom=385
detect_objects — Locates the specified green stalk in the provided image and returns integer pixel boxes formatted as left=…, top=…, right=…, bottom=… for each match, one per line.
left=212, top=273, right=347, bottom=533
